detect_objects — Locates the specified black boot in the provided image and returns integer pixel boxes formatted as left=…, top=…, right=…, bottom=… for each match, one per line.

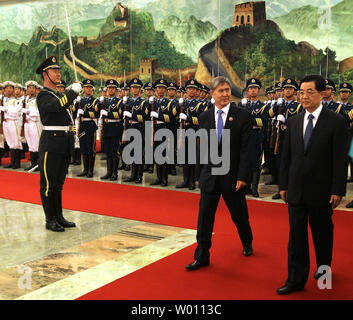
left=25, top=152, right=35, bottom=171
left=32, top=152, right=39, bottom=171
left=135, top=164, right=143, bottom=183
left=161, top=164, right=168, bottom=187
left=54, top=191, right=76, bottom=228
left=148, top=164, right=154, bottom=173
left=251, top=171, right=260, bottom=198
left=101, top=158, right=113, bottom=179
left=12, top=149, right=21, bottom=169
left=110, top=156, right=119, bottom=181
left=124, top=163, right=137, bottom=182
left=4, top=149, right=15, bottom=168
left=170, top=164, right=177, bottom=176
left=86, top=155, right=95, bottom=178
left=40, top=193, right=64, bottom=232
left=176, top=165, right=190, bottom=188
left=74, top=149, right=81, bottom=165
left=150, top=165, right=162, bottom=185
left=77, top=154, right=89, bottom=177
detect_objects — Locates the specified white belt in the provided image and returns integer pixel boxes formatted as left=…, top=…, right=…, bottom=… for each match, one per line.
left=129, top=120, right=139, bottom=124
left=82, top=118, right=94, bottom=121
left=252, top=126, right=261, bottom=129
left=107, top=119, right=121, bottom=123
left=156, top=121, right=164, bottom=124
left=43, top=126, right=71, bottom=131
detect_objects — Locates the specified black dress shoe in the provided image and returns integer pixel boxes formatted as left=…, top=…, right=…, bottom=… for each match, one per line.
left=46, top=220, right=65, bottom=232
left=243, top=245, right=253, bottom=256
left=56, top=216, right=76, bottom=228
left=272, top=193, right=281, bottom=200
left=135, top=178, right=142, bottom=184
left=346, top=200, right=353, bottom=208
left=185, top=260, right=210, bottom=271
left=276, top=284, right=304, bottom=295
left=314, top=268, right=329, bottom=280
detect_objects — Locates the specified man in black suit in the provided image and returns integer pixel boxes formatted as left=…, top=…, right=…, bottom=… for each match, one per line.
left=277, top=75, right=348, bottom=294
left=186, top=76, right=254, bottom=271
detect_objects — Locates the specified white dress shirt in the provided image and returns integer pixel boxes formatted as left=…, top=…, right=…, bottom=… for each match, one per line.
left=303, top=105, right=323, bottom=137
left=215, top=103, right=230, bottom=129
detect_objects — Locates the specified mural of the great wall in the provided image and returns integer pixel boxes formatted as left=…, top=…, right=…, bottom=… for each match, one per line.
left=0, top=0, right=352, bottom=100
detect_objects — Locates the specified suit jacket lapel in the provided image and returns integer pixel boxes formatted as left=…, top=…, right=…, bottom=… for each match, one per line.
left=224, top=102, right=236, bottom=130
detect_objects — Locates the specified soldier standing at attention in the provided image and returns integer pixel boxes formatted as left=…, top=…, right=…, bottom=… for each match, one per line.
left=76, top=79, right=101, bottom=178
left=36, top=56, right=82, bottom=232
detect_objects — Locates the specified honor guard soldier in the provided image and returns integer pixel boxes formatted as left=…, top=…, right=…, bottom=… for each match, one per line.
left=36, top=56, right=81, bottom=232
left=241, top=78, right=268, bottom=197
left=100, top=79, right=124, bottom=181
left=339, top=82, right=353, bottom=185
left=269, top=78, right=303, bottom=199
left=167, top=82, right=179, bottom=176
left=322, top=79, right=348, bottom=121
left=143, top=81, right=155, bottom=173
left=1, top=81, right=23, bottom=169
left=177, top=79, right=204, bottom=190
left=123, top=78, right=147, bottom=183
left=76, top=79, right=100, bottom=178
left=150, top=78, right=178, bottom=187
left=118, top=81, right=131, bottom=171
left=23, top=80, right=41, bottom=171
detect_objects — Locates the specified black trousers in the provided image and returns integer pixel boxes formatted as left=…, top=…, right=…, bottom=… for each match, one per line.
left=194, top=182, right=253, bottom=262
left=38, top=151, right=70, bottom=220
left=286, top=203, right=334, bottom=287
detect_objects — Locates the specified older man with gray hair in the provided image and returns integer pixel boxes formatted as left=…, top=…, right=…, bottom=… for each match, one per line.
left=186, top=76, right=254, bottom=271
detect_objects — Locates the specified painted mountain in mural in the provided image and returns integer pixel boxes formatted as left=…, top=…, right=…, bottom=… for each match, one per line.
left=155, top=15, right=218, bottom=62
left=273, top=0, right=353, bottom=61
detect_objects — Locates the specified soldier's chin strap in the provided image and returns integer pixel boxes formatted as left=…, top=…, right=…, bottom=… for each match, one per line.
left=44, top=71, right=58, bottom=88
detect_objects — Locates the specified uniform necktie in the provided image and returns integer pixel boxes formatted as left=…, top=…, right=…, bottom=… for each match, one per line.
left=217, top=109, right=223, bottom=143
left=304, top=114, right=314, bottom=151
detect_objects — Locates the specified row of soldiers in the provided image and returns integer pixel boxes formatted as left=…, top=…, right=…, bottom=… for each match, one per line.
left=0, top=81, right=42, bottom=170
left=1, top=76, right=352, bottom=201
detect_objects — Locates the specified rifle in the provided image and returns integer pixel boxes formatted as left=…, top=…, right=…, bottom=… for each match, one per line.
left=150, top=97, right=155, bottom=147
left=0, top=96, right=4, bottom=135
left=100, top=97, right=105, bottom=146
left=274, top=102, right=283, bottom=155
left=76, top=97, right=83, bottom=138
left=20, top=97, right=27, bottom=137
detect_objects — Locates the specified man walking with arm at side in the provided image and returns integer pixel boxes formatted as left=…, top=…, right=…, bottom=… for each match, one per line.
left=277, top=75, right=348, bottom=294
left=185, top=76, right=254, bottom=271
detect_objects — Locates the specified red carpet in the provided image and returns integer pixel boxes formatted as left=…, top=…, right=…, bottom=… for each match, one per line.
left=1, top=170, right=353, bottom=300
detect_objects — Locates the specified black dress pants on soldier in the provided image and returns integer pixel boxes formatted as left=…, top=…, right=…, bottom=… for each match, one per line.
left=38, top=151, right=70, bottom=222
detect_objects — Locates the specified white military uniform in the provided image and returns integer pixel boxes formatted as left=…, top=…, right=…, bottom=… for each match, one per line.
left=24, top=96, right=42, bottom=152
left=2, top=95, right=23, bottom=150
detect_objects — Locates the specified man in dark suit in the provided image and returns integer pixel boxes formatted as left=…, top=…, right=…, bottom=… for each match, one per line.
left=277, top=75, right=348, bottom=294
left=186, top=76, right=254, bottom=271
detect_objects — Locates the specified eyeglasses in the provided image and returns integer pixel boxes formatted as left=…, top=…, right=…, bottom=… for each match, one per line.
left=298, top=89, right=319, bottom=96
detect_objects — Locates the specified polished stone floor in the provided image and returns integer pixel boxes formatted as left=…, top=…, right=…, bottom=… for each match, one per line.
left=1, top=154, right=353, bottom=300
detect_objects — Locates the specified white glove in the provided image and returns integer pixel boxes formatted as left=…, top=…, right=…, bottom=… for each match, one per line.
left=123, top=111, right=132, bottom=118
left=22, top=108, right=29, bottom=114
left=179, top=113, right=187, bottom=121
left=77, top=109, right=84, bottom=116
left=123, top=96, right=128, bottom=104
left=241, top=98, right=248, bottom=106
left=76, top=96, right=81, bottom=103
left=271, top=100, right=276, bottom=106
left=149, top=96, right=155, bottom=104
left=98, top=118, right=103, bottom=127
left=99, top=96, right=105, bottom=104
left=100, top=109, right=108, bottom=117
left=71, top=83, right=82, bottom=94
left=0, top=106, right=6, bottom=112
left=179, top=98, right=184, bottom=105
left=211, top=98, right=215, bottom=105
left=0, top=94, right=3, bottom=100
left=277, top=114, right=286, bottom=123
left=150, top=111, right=158, bottom=119
left=277, top=98, right=284, bottom=105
